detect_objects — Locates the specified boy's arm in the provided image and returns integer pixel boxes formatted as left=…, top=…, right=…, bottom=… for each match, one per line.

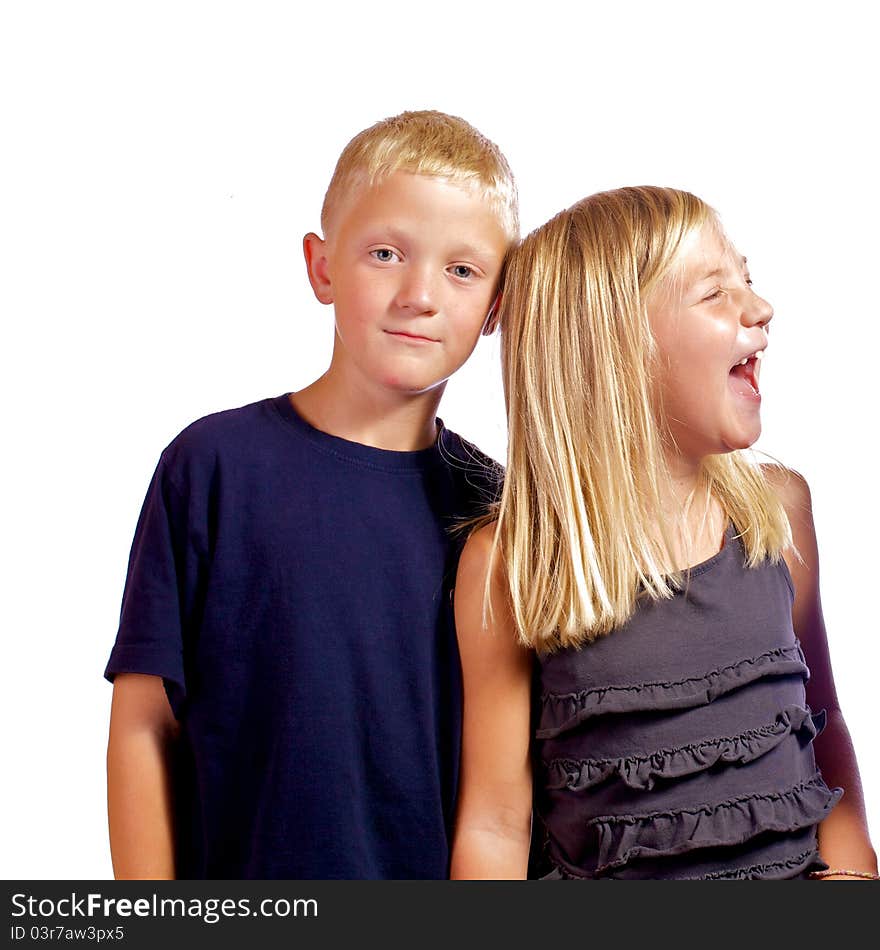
left=107, top=673, right=180, bottom=880
left=766, top=465, right=878, bottom=877
left=450, top=525, right=534, bottom=880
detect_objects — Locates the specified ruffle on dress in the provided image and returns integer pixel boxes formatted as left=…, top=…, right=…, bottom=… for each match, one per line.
left=537, top=642, right=809, bottom=739
left=684, top=848, right=825, bottom=880
left=546, top=705, right=826, bottom=792
left=587, top=771, right=842, bottom=877
left=547, top=847, right=825, bottom=881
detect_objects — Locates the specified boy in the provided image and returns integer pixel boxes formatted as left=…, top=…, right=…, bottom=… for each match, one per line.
left=104, top=111, right=518, bottom=879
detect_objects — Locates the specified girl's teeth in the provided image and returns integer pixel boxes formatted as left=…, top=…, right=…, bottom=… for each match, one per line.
left=736, top=351, right=764, bottom=367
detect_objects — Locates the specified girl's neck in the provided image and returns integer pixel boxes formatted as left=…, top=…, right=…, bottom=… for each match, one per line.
left=657, top=451, right=727, bottom=572
left=661, top=449, right=703, bottom=503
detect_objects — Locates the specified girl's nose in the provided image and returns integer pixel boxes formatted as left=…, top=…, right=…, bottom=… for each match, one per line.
left=744, top=291, right=773, bottom=329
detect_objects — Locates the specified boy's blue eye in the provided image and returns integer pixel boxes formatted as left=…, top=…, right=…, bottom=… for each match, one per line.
left=371, top=248, right=397, bottom=263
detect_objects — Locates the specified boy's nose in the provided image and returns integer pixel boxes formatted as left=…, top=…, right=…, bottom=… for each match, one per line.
left=394, top=269, right=438, bottom=315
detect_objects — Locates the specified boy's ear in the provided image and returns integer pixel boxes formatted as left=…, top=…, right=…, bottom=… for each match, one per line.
left=482, top=291, right=502, bottom=336
left=303, top=232, right=334, bottom=305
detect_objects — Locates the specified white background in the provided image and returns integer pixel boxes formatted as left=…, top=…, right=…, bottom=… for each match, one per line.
left=2, top=0, right=877, bottom=878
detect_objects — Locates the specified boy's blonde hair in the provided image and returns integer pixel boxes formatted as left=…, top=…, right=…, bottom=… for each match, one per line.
left=321, top=110, right=519, bottom=241
left=494, top=186, right=791, bottom=653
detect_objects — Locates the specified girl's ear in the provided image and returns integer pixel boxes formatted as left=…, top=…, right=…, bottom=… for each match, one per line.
left=303, top=232, right=334, bottom=305
left=482, top=291, right=502, bottom=336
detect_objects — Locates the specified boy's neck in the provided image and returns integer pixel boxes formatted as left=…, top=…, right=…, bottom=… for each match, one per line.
left=289, top=372, right=445, bottom=452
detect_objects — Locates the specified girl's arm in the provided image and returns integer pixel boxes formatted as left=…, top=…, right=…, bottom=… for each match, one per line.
left=107, top=673, right=180, bottom=879
left=450, top=524, right=534, bottom=880
left=767, top=466, right=878, bottom=878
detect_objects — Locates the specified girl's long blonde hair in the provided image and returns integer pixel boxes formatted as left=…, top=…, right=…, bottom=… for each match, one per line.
left=494, top=186, right=791, bottom=652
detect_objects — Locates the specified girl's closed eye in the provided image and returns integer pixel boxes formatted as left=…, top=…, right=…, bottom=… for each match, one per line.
left=703, top=287, right=724, bottom=302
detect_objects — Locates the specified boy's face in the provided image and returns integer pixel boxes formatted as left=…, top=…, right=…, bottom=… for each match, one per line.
left=305, top=171, right=509, bottom=398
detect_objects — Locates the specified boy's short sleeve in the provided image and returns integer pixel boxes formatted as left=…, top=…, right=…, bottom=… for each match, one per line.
left=104, top=452, right=205, bottom=718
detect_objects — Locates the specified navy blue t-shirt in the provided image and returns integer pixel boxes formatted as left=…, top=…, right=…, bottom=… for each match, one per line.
left=104, top=394, right=501, bottom=879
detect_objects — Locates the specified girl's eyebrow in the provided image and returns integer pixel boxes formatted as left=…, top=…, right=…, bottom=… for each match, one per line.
left=696, top=254, right=748, bottom=283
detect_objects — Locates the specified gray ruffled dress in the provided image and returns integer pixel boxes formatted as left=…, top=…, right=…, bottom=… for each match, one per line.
left=534, top=525, right=842, bottom=879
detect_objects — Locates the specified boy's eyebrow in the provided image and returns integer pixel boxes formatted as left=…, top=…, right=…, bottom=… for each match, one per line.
left=368, top=227, right=503, bottom=263
left=451, top=241, right=505, bottom=262
left=375, top=226, right=415, bottom=246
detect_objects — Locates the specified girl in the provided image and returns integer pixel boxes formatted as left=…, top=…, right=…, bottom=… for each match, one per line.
left=450, top=187, right=878, bottom=880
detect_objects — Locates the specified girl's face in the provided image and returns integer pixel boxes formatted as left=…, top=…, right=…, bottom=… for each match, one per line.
left=648, top=223, right=773, bottom=464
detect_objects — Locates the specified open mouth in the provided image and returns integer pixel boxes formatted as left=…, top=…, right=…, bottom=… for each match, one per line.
left=728, top=351, right=762, bottom=398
